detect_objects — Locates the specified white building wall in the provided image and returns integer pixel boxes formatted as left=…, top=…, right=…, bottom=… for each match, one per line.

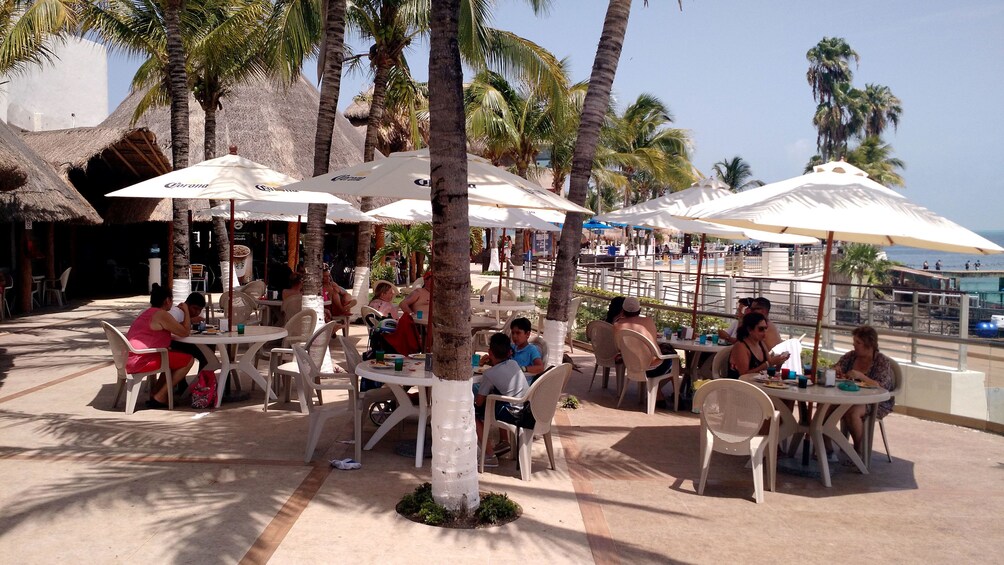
left=0, top=37, right=108, bottom=131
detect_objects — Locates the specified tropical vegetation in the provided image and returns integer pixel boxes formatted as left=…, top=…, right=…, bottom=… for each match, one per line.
left=713, top=156, right=761, bottom=192
left=0, top=0, right=77, bottom=75
left=834, top=242, right=895, bottom=299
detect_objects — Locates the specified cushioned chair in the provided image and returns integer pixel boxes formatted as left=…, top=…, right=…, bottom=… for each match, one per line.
left=292, top=344, right=358, bottom=463
left=694, top=379, right=779, bottom=504
left=479, top=363, right=572, bottom=480
left=44, top=267, right=71, bottom=307
left=586, top=320, right=624, bottom=391
left=615, top=329, right=680, bottom=414
left=265, top=321, right=339, bottom=414
left=711, top=345, right=733, bottom=379
left=101, top=321, right=175, bottom=414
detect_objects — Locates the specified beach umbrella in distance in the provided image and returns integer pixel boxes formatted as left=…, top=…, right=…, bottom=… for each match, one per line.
left=366, top=199, right=561, bottom=232
left=679, top=160, right=1004, bottom=374
left=198, top=199, right=378, bottom=224
left=281, top=148, right=593, bottom=214
left=597, top=176, right=817, bottom=326
left=107, top=147, right=347, bottom=317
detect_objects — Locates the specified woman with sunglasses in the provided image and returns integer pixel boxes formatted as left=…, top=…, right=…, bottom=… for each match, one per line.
left=727, top=312, right=790, bottom=379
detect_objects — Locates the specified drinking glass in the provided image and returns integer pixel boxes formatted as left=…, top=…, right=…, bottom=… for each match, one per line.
left=698, top=334, right=707, bottom=344
left=375, top=350, right=385, bottom=362
left=472, top=353, right=480, bottom=367
left=394, top=357, right=404, bottom=371
left=236, top=323, right=245, bottom=335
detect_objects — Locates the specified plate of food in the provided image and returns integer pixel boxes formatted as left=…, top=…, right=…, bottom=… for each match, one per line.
left=855, top=381, right=881, bottom=389
left=369, top=360, right=394, bottom=369
left=204, top=328, right=219, bottom=335
left=384, top=354, right=405, bottom=360
left=762, top=382, right=790, bottom=390
left=409, top=353, right=427, bottom=360
left=473, top=365, right=486, bottom=375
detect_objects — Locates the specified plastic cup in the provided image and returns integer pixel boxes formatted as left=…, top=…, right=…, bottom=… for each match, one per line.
left=698, top=334, right=707, bottom=344
left=394, top=357, right=404, bottom=371
left=416, top=311, right=423, bottom=320
left=479, top=295, right=485, bottom=303
left=472, top=353, right=480, bottom=367
left=781, top=368, right=790, bottom=379
left=236, top=323, right=245, bottom=335
left=375, top=350, right=385, bottom=362
left=766, top=367, right=776, bottom=378
left=797, top=375, right=808, bottom=389
left=663, top=327, right=671, bottom=340
left=711, top=334, right=719, bottom=345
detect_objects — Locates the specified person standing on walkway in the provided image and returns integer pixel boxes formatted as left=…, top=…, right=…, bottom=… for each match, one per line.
left=935, top=259, right=942, bottom=271
left=922, top=261, right=929, bottom=270
left=966, top=260, right=971, bottom=270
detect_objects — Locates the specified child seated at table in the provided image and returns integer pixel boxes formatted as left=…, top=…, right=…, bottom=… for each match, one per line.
left=475, top=333, right=528, bottom=469
left=480, top=317, right=543, bottom=381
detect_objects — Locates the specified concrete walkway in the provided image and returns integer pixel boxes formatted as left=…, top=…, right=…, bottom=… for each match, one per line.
left=1, top=296, right=1003, bottom=564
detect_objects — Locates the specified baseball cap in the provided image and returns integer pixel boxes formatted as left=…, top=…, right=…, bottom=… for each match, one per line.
left=623, top=296, right=641, bottom=313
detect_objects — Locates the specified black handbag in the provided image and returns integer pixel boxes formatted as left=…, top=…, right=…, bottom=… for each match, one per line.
left=505, top=401, right=535, bottom=429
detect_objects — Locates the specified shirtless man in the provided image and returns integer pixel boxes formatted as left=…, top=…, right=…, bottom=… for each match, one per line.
left=748, top=297, right=783, bottom=351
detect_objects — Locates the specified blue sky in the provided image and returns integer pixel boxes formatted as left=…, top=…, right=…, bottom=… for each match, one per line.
left=107, top=0, right=1004, bottom=230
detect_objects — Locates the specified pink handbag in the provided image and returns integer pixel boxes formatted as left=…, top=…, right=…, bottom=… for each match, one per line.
left=190, top=369, right=217, bottom=409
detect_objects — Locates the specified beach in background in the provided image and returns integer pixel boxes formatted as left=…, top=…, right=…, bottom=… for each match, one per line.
left=884, top=230, right=1004, bottom=271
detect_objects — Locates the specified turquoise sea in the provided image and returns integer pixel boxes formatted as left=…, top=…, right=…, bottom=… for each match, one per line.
left=883, top=230, right=1004, bottom=271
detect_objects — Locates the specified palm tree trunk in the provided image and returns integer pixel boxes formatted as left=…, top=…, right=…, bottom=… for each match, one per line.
left=165, top=0, right=191, bottom=299
left=544, top=0, right=632, bottom=367
left=202, top=99, right=231, bottom=284
left=428, top=0, right=478, bottom=512
left=306, top=0, right=347, bottom=322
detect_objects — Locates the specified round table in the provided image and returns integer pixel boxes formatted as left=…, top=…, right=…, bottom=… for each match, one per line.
left=740, top=373, right=890, bottom=487
left=176, top=326, right=288, bottom=408
left=354, top=358, right=436, bottom=468
left=660, top=338, right=728, bottom=383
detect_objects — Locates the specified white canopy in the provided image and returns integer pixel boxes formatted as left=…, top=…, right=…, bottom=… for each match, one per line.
left=367, top=199, right=561, bottom=232
left=196, top=200, right=379, bottom=224
left=105, top=153, right=346, bottom=205
left=281, top=148, right=593, bottom=214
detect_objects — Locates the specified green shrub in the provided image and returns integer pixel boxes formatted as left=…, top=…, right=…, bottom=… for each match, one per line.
left=418, top=500, right=452, bottom=526
left=475, top=492, right=520, bottom=525
left=561, top=395, right=580, bottom=409
left=370, top=263, right=395, bottom=284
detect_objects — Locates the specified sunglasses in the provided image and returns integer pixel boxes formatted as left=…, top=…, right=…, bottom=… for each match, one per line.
left=755, top=325, right=768, bottom=332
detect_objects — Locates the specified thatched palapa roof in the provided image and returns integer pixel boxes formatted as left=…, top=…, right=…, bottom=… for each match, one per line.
left=101, top=74, right=387, bottom=208
left=0, top=120, right=102, bottom=224
left=21, top=127, right=176, bottom=222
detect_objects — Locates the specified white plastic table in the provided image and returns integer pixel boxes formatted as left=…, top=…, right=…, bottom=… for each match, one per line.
left=660, top=338, right=728, bottom=380
left=176, top=326, right=288, bottom=408
left=354, top=358, right=436, bottom=468
left=740, top=374, right=890, bottom=487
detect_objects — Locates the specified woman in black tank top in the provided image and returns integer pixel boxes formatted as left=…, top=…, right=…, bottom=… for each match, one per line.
left=727, top=312, right=785, bottom=379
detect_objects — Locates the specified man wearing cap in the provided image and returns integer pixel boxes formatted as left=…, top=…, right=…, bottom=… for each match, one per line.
left=614, top=297, right=674, bottom=406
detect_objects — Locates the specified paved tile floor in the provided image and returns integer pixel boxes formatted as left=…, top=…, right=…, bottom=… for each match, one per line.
left=1, top=296, right=1002, bottom=564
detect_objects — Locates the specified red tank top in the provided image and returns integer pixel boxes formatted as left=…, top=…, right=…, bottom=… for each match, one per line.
left=126, top=307, right=171, bottom=372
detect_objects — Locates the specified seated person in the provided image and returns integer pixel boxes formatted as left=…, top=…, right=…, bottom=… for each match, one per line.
left=480, top=317, right=544, bottom=380
left=614, top=297, right=673, bottom=406
left=322, top=269, right=354, bottom=318
left=718, top=297, right=752, bottom=345
left=126, top=284, right=195, bottom=409
left=475, top=333, right=529, bottom=469
left=748, top=297, right=783, bottom=351
left=834, top=325, right=896, bottom=449
left=282, top=272, right=303, bottom=301
left=605, top=296, right=627, bottom=324
left=169, top=292, right=210, bottom=373
left=727, top=312, right=789, bottom=379
left=399, top=271, right=433, bottom=319
left=369, top=281, right=400, bottom=320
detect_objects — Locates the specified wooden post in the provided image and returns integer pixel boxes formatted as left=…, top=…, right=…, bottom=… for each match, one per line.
left=46, top=223, right=55, bottom=279
left=17, top=223, right=32, bottom=313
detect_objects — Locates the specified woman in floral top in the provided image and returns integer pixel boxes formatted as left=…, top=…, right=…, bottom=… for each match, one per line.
left=835, top=325, right=896, bottom=449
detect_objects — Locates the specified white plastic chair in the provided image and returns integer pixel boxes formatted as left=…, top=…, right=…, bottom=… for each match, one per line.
left=1, top=272, right=13, bottom=319
left=480, top=363, right=572, bottom=481
left=615, top=329, right=680, bottom=414
left=291, top=344, right=358, bottom=463
left=586, top=320, right=624, bottom=391
left=694, top=379, right=779, bottom=504
left=221, top=290, right=259, bottom=325
left=101, top=321, right=175, bottom=414
left=265, top=320, right=338, bottom=413
left=44, top=267, right=71, bottom=307
left=336, top=336, right=396, bottom=460
left=876, top=358, right=904, bottom=463
left=711, top=345, right=733, bottom=379
left=258, top=308, right=317, bottom=367
left=241, top=280, right=266, bottom=300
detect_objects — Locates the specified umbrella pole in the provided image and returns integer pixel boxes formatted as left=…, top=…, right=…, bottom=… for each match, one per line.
left=228, top=199, right=235, bottom=327
left=811, top=232, right=835, bottom=377
left=497, top=228, right=506, bottom=303
left=264, top=221, right=270, bottom=289
left=691, top=233, right=707, bottom=328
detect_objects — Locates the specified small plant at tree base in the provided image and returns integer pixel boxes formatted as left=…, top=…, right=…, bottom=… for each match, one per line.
left=561, top=395, right=580, bottom=409
left=418, top=500, right=452, bottom=526
left=476, top=492, right=520, bottom=525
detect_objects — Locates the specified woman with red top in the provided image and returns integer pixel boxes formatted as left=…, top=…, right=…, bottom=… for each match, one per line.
left=126, top=284, right=194, bottom=409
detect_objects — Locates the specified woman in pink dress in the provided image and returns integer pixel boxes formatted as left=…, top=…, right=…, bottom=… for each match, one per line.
left=126, top=284, right=194, bottom=409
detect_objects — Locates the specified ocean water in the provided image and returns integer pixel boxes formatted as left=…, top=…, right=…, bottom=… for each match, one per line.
left=883, top=230, right=1004, bottom=271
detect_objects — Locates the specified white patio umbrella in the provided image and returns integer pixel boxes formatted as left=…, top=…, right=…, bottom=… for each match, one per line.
left=107, top=149, right=347, bottom=317
left=197, top=200, right=378, bottom=224
left=679, top=160, right=1004, bottom=373
left=596, top=177, right=818, bottom=326
left=281, top=148, right=593, bottom=214
left=366, top=199, right=560, bottom=232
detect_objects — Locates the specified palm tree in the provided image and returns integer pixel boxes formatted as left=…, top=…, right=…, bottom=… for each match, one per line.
left=846, top=135, right=905, bottom=187
left=0, top=0, right=77, bottom=75
left=372, top=223, right=431, bottom=282
left=544, top=0, right=636, bottom=367
left=427, top=0, right=477, bottom=512
left=541, top=78, right=589, bottom=193
left=834, top=242, right=893, bottom=300
left=812, top=81, right=867, bottom=160
left=164, top=0, right=191, bottom=288
left=713, top=156, right=762, bottom=192
left=596, top=93, right=694, bottom=209
left=304, top=0, right=348, bottom=308
left=806, top=36, right=858, bottom=106
left=861, top=83, right=902, bottom=138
